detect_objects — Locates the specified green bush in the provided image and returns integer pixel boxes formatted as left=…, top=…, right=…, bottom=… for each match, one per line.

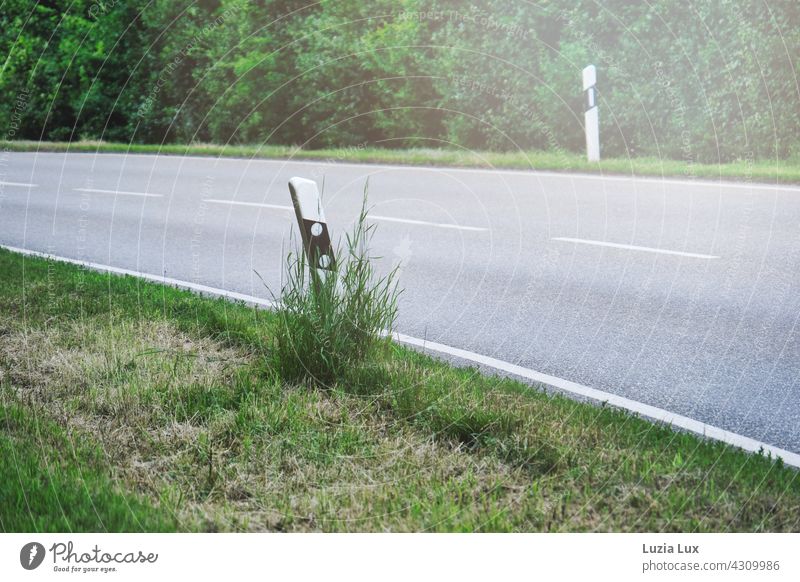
left=270, top=195, right=401, bottom=386
left=2, top=1, right=798, bottom=161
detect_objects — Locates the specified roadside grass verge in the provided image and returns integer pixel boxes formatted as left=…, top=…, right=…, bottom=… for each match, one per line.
left=0, top=403, right=177, bottom=532
left=4, top=140, right=800, bottom=184
left=0, top=247, right=798, bottom=531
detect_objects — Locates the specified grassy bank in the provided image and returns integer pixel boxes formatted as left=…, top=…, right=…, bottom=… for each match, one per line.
left=4, top=140, right=800, bottom=184
left=0, top=247, right=798, bottom=532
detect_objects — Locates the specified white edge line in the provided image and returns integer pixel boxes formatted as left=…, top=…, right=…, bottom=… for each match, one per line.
left=553, top=237, right=720, bottom=260
left=1, top=245, right=274, bottom=309
left=26, top=151, right=800, bottom=193
left=390, top=332, right=800, bottom=469
left=0, top=181, right=38, bottom=188
left=74, top=188, right=163, bottom=198
left=370, top=215, right=488, bottom=232
left=2, top=243, right=797, bottom=470
left=204, top=199, right=293, bottom=211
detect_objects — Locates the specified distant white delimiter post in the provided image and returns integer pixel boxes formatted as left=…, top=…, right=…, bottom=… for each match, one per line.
left=583, top=64, right=600, bottom=162
left=288, top=177, right=336, bottom=277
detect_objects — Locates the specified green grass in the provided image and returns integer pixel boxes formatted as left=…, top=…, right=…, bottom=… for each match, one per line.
left=4, top=139, right=800, bottom=184
left=0, top=403, right=178, bottom=532
left=0, top=247, right=798, bottom=532
left=271, top=196, right=400, bottom=385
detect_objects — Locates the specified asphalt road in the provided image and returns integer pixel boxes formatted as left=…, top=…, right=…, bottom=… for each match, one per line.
left=2, top=151, right=799, bottom=454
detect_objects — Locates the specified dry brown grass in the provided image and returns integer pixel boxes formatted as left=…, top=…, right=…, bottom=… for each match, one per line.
left=1, top=314, right=541, bottom=531
left=1, top=316, right=244, bottom=527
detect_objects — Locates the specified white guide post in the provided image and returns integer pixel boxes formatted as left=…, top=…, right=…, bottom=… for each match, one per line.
left=583, top=64, right=600, bottom=162
left=288, top=177, right=336, bottom=276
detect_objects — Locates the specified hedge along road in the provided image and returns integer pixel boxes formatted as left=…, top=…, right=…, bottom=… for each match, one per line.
left=2, top=151, right=800, bottom=456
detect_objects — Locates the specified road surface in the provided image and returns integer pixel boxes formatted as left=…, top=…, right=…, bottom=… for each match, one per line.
left=2, top=151, right=799, bottom=454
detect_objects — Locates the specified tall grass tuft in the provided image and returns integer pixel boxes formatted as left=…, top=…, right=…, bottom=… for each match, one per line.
left=270, top=195, right=401, bottom=386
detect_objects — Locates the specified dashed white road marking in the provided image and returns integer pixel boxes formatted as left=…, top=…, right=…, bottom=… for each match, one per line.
left=2, top=243, right=797, bottom=469
left=203, top=199, right=292, bottom=211
left=553, top=237, right=720, bottom=259
left=204, top=200, right=487, bottom=232
left=369, top=215, right=487, bottom=232
left=74, top=187, right=163, bottom=198
left=0, top=181, right=38, bottom=187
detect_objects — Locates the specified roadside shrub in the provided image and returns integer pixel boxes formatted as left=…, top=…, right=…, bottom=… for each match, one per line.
left=270, top=195, right=401, bottom=386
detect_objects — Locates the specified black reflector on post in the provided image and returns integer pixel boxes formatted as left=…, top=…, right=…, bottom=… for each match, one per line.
left=288, top=177, right=336, bottom=272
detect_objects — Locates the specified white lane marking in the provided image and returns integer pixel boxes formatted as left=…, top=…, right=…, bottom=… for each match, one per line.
left=553, top=237, right=720, bottom=260
left=2, top=243, right=797, bottom=469
left=74, top=187, right=163, bottom=198
left=204, top=199, right=292, bottom=211
left=520, top=170, right=800, bottom=193
left=36, top=151, right=800, bottom=192
left=204, top=199, right=486, bottom=232
left=0, top=181, right=38, bottom=188
left=369, top=215, right=487, bottom=232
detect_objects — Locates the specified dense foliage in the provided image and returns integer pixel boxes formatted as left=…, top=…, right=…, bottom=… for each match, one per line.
left=2, top=0, right=798, bottom=162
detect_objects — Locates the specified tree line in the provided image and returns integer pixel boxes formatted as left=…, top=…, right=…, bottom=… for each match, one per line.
left=2, top=0, right=798, bottom=162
